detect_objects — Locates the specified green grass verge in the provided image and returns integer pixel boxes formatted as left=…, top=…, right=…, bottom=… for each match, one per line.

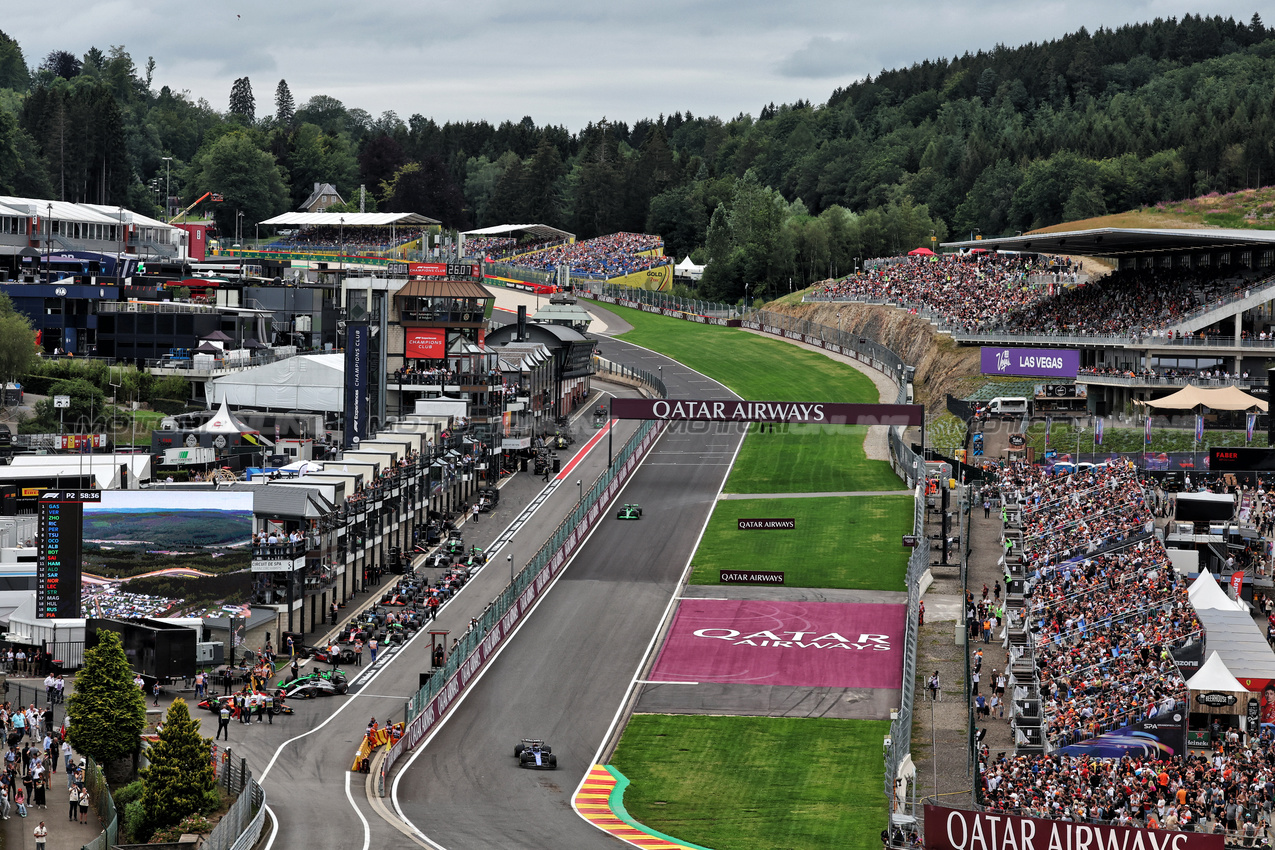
left=601, top=301, right=881, bottom=403
left=596, top=300, right=901, bottom=489
left=688, top=495, right=912, bottom=591
left=611, top=714, right=890, bottom=850
left=725, top=424, right=902, bottom=493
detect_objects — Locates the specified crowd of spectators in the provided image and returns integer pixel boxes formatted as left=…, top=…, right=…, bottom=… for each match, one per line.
left=1079, top=365, right=1256, bottom=382
left=462, top=235, right=566, bottom=260
left=975, top=461, right=1259, bottom=835
left=812, top=252, right=1063, bottom=328
left=508, top=232, right=668, bottom=278
left=268, top=226, right=413, bottom=254
left=812, top=252, right=1269, bottom=338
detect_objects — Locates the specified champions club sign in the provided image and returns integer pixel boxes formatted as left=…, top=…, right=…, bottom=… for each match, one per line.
left=610, top=398, right=923, bottom=426
left=924, top=805, right=1221, bottom=850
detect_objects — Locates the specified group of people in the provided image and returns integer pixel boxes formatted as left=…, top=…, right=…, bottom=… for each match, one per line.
left=978, top=461, right=1238, bottom=833
left=510, top=232, right=668, bottom=278
left=269, top=226, right=409, bottom=254
left=812, top=252, right=1063, bottom=330
left=462, top=235, right=567, bottom=261
left=978, top=744, right=1275, bottom=841
left=813, top=251, right=1266, bottom=339
left=0, top=714, right=88, bottom=826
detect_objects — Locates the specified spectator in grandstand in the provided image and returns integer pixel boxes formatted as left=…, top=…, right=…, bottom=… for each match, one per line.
left=507, top=232, right=669, bottom=278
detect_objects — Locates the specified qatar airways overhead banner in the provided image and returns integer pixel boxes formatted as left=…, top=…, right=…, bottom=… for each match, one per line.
left=924, top=804, right=1221, bottom=850
left=980, top=347, right=1079, bottom=378
left=649, top=599, right=905, bottom=689
left=610, top=398, right=923, bottom=426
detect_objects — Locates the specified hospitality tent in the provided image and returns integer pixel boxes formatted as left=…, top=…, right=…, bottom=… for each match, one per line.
left=674, top=256, right=705, bottom=281
left=195, top=399, right=261, bottom=435
left=1188, top=569, right=1246, bottom=611
left=907, top=247, right=936, bottom=256
left=1192, top=605, right=1275, bottom=689
left=1137, top=385, right=1267, bottom=412
left=1186, top=650, right=1250, bottom=721
left=206, top=353, right=344, bottom=413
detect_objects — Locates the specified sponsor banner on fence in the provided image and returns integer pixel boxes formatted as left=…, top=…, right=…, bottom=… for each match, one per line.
left=612, top=398, right=922, bottom=426
left=384, top=421, right=664, bottom=776
left=649, top=599, right=906, bottom=688
left=923, top=804, right=1221, bottom=850
left=979, top=346, right=1080, bottom=378
left=591, top=294, right=728, bottom=325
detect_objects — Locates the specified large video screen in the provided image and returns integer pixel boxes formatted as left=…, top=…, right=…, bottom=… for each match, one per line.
left=81, top=491, right=253, bottom=578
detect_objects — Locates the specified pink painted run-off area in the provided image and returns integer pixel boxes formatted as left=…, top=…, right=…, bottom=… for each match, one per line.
left=649, top=599, right=906, bottom=689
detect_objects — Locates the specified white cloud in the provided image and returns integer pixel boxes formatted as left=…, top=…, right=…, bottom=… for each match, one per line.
left=3, top=0, right=1266, bottom=129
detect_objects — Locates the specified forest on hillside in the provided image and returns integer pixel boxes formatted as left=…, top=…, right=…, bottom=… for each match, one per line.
left=0, top=13, right=1273, bottom=302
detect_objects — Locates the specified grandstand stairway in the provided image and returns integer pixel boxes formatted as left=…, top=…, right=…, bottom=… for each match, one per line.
left=1167, top=272, right=1275, bottom=335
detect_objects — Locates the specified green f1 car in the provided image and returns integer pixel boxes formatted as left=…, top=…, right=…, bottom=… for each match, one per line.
left=616, top=503, right=642, bottom=520
left=276, top=668, right=348, bottom=691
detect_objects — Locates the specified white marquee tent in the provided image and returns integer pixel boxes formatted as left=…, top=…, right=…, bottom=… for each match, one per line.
left=207, top=354, right=345, bottom=412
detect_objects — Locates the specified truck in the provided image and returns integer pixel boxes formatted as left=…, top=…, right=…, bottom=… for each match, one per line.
left=986, top=397, right=1029, bottom=419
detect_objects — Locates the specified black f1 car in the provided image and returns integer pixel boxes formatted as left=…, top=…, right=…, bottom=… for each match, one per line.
left=282, top=670, right=349, bottom=698
left=514, top=738, right=557, bottom=769
left=616, top=503, right=642, bottom=520
left=445, top=533, right=466, bottom=556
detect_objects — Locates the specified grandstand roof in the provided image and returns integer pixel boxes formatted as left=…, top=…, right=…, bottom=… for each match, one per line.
left=396, top=279, right=493, bottom=300
left=462, top=223, right=574, bottom=241
left=944, top=226, right=1275, bottom=257
left=260, top=212, right=440, bottom=226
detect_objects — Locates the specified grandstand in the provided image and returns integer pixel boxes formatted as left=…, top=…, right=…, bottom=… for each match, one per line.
left=460, top=224, right=574, bottom=261
left=806, top=226, right=1275, bottom=418
left=260, top=211, right=441, bottom=255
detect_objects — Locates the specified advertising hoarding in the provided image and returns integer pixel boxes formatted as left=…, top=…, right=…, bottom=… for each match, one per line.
left=980, top=347, right=1079, bottom=378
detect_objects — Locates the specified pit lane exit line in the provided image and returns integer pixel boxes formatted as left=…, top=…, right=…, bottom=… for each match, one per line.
left=555, top=418, right=614, bottom=480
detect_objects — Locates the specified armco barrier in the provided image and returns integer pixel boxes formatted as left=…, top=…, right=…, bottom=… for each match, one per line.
left=380, top=419, right=665, bottom=781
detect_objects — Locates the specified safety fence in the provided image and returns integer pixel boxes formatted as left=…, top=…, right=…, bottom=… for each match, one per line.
left=380, top=378, right=669, bottom=783
left=79, top=757, right=117, bottom=850
left=201, top=779, right=266, bottom=850
left=587, top=282, right=744, bottom=319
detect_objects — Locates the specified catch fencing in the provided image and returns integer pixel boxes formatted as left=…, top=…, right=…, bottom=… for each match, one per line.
left=78, top=757, right=117, bottom=850
left=380, top=373, right=669, bottom=783
left=201, top=779, right=266, bottom=850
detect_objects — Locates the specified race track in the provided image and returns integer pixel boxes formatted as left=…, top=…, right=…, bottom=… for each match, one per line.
left=393, top=334, right=745, bottom=850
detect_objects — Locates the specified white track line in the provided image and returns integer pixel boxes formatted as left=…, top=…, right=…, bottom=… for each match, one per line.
left=390, top=426, right=666, bottom=848
left=568, top=355, right=746, bottom=841
left=345, top=771, right=371, bottom=850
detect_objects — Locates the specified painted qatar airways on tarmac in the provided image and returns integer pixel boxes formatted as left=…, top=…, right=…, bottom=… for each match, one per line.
left=649, top=599, right=905, bottom=688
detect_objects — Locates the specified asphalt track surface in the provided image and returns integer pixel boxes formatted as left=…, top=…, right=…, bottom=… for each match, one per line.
left=201, top=382, right=645, bottom=850
left=393, top=333, right=746, bottom=850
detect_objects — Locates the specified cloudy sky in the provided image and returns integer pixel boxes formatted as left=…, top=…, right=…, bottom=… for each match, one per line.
left=4, top=0, right=1266, bottom=130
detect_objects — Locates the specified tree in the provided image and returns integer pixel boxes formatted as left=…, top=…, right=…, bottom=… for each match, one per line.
left=40, top=50, right=81, bottom=80
left=186, top=132, right=289, bottom=234
left=274, top=79, right=294, bottom=126
left=67, top=631, right=146, bottom=766
left=139, top=699, right=216, bottom=832
left=0, top=30, right=29, bottom=91
left=228, top=77, right=254, bottom=122
left=0, top=307, right=36, bottom=407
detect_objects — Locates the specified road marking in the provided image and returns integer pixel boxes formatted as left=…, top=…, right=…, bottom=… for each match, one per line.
left=572, top=413, right=747, bottom=839
left=345, top=770, right=371, bottom=850
left=391, top=425, right=665, bottom=848
left=635, top=680, right=699, bottom=685
left=555, top=420, right=614, bottom=480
